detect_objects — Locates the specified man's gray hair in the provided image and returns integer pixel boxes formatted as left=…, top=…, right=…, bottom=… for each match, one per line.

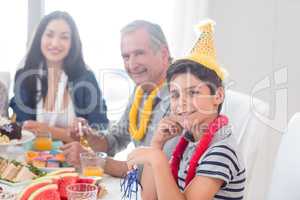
left=121, top=20, right=172, bottom=62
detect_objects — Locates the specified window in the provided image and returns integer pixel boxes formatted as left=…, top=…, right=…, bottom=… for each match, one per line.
left=0, top=1, right=27, bottom=87
left=45, top=0, right=175, bottom=120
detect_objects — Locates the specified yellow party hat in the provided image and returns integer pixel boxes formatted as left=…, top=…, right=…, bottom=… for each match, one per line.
left=185, top=19, right=226, bottom=80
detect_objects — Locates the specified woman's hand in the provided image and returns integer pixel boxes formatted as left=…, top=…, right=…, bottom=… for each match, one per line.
left=127, top=147, right=163, bottom=170
left=23, top=120, right=50, bottom=136
left=151, top=116, right=182, bottom=149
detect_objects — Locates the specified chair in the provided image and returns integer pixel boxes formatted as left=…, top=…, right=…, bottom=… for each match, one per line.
left=267, top=113, right=300, bottom=200
left=222, top=90, right=282, bottom=200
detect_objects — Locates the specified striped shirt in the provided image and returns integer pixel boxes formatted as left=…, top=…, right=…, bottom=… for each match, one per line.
left=178, top=125, right=246, bottom=200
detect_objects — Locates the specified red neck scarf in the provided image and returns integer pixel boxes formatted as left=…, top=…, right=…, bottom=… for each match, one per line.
left=170, top=115, right=228, bottom=188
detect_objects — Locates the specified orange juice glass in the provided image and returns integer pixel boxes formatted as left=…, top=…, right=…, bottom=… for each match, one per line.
left=33, top=132, right=53, bottom=151
left=83, top=166, right=104, bottom=177
left=80, top=152, right=107, bottom=177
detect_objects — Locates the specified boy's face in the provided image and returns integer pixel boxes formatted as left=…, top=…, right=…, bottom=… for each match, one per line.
left=169, top=73, right=224, bottom=131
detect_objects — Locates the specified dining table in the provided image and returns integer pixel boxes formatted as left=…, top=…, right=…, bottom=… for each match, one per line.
left=0, top=174, right=137, bottom=200
left=0, top=140, right=141, bottom=199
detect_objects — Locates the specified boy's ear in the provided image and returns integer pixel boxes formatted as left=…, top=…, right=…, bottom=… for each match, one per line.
left=214, top=87, right=225, bottom=106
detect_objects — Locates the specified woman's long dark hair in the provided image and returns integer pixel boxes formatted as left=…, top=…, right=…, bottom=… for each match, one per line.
left=15, top=11, right=88, bottom=109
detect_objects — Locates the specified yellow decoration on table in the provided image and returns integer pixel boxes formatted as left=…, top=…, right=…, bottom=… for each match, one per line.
left=185, top=19, right=227, bottom=80
left=129, top=84, right=162, bottom=141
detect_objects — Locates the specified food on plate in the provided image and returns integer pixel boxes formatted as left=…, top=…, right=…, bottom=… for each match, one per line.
left=0, top=134, right=9, bottom=144
left=19, top=170, right=107, bottom=199
left=28, top=184, right=60, bottom=200
left=0, top=123, right=22, bottom=140
left=77, top=177, right=100, bottom=184
left=0, top=117, right=22, bottom=143
left=32, top=158, right=47, bottom=168
left=47, top=159, right=60, bottom=168
left=46, top=168, right=75, bottom=176
left=0, top=157, right=46, bottom=183
left=58, top=173, right=79, bottom=199
left=19, top=179, right=53, bottom=200
left=0, top=120, right=22, bottom=144
left=26, top=150, right=66, bottom=168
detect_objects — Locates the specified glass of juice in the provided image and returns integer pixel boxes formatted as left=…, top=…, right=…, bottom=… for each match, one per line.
left=67, top=183, right=98, bottom=200
left=33, top=132, right=53, bottom=151
left=80, top=152, right=107, bottom=177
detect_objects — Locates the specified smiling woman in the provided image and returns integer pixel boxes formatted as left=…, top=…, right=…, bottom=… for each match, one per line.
left=10, top=11, right=109, bottom=143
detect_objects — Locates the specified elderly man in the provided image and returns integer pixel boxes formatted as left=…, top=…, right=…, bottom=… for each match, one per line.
left=61, top=20, right=177, bottom=177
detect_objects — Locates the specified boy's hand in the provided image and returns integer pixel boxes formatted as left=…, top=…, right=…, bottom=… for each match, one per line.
left=151, top=116, right=182, bottom=149
left=127, top=147, right=163, bottom=170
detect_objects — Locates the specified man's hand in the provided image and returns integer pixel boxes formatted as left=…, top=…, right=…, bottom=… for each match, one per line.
left=69, top=117, right=88, bottom=141
left=69, top=118, right=108, bottom=152
left=60, top=142, right=89, bottom=168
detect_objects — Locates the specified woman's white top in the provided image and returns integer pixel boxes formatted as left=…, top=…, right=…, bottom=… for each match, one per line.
left=36, top=71, right=76, bottom=128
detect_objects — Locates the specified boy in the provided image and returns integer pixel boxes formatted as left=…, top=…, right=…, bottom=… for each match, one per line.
left=127, top=20, right=245, bottom=200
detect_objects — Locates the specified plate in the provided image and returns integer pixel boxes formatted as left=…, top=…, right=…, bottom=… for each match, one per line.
left=0, top=130, right=35, bottom=146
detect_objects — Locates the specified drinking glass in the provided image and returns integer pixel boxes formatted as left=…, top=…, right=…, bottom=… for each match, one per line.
left=33, top=131, right=52, bottom=151
left=80, top=152, right=107, bottom=177
left=67, top=183, right=97, bottom=200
